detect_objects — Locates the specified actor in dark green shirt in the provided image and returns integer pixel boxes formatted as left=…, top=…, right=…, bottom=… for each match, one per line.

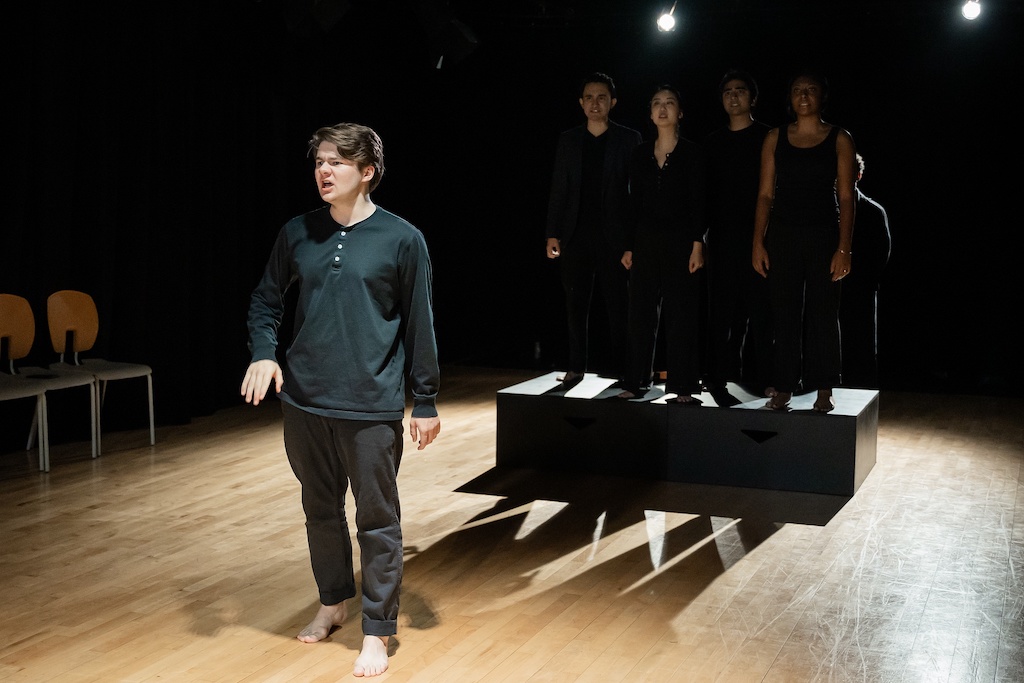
left=242, top=122, right=440, bottom=678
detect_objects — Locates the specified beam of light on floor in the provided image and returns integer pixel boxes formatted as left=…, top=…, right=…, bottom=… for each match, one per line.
left=645, top=509, right=666, bottom=569
left=620, top=516, right=743, bottom=595
left=587, top=511, right=607, bottom=561
left=514, top=499, right=571, bottom=540
left=411, top=500, right=538, bottom=546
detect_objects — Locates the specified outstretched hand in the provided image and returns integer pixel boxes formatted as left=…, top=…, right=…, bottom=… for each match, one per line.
left=241, top=359, right=284, bottom=406
left=410, top=416, right=441, bottom=450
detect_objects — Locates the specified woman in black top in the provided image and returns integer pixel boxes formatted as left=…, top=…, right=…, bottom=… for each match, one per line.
left=617, top=85, right=707, bottom=403
left=752, top=71, right=856, bottom=412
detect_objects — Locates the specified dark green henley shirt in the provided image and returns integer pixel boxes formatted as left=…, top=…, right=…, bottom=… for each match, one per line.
left=247, top=205, right=439, bottom=421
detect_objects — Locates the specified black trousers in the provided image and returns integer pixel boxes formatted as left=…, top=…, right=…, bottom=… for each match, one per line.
left=705, top=245, right=774, bottom=391
left=767, top=224, right=841, bottom=393
left=559, top=234, right=629, bottom=379
left=839, top=274, right=881, bottom=388
left=624, top=234, right=702, bottom=396
left=282, top=402, right=404, bottom=637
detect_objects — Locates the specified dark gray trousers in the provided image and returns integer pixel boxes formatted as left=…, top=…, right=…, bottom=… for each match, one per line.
left=281, top=402, right=404, bottom=637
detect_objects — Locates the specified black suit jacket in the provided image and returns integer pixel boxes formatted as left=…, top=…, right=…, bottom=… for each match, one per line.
left=545, top=121, right=642, bottom=254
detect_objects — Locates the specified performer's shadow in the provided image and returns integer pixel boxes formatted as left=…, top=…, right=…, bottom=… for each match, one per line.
left=396, top=467, right=850, bottom=641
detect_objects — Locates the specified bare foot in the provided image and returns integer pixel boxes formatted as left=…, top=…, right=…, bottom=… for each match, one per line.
left=765, top=391, right=791, bottom=410
left=558, top=370, right=584, bottom=384
left=813, top=389, right=835, bottom=413
left=765, top=386, right=777, bottom=398
left=353, top=635, right=389, bottom=677
left=296, top=602, right=347, bottom=643
left=615, top=389, right=637, bottom=399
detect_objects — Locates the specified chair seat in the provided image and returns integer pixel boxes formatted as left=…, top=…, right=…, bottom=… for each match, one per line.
left=80, top=358, right=153, bottom=381
left=20, top=366, right=98, bottom=391
left=0, top=374, right=48, bottom=401
left=50, top=360, right=152, bottom=382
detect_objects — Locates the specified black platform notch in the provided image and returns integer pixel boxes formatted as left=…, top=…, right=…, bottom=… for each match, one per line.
left=741, top=429, right=778, bottom=444
left=564, top=416, right=597, bottom=430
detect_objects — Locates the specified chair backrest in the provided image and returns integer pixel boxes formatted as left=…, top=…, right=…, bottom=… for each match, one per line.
left=47, top=290, right=99, bottom=355
left=0, top=294, right=36, bottom=363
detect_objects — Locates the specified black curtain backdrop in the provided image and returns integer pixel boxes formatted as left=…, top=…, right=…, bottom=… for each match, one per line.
left=2, top=0, right=1020, bottom=452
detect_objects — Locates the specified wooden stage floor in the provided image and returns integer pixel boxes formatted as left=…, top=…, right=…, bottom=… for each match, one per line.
left=0, top=366, right=1021, bottom=682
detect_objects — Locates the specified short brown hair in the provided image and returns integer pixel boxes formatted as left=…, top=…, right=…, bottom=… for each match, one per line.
left=308, top=123, right=385, bottom=192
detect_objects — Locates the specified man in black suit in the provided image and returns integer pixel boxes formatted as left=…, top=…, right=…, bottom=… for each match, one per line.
left=546, top=72, right=641, bottom=388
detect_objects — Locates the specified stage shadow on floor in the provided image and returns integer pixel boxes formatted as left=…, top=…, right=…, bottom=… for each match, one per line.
left=457, top=466, right=851, bottom=528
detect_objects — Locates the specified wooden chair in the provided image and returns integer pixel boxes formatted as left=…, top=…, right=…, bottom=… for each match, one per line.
left=0, top=293, right=98, bottom=471
left=45, top=290, right=155, bottom=454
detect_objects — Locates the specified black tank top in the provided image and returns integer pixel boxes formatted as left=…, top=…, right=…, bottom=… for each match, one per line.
left=771, top=125, right=840, bottom=227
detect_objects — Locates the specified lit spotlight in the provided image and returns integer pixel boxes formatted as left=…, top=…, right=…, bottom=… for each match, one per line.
left=657, top=2, right=677, bottom=32
left=962, top=0, right=981, bottom=20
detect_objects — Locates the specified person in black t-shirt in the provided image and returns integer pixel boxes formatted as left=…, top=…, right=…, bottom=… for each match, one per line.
left=703, top=69, right=774, bottom=403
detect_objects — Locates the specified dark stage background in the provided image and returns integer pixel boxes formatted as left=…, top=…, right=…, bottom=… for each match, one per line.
left=2, top=0, right=1021, bottom=452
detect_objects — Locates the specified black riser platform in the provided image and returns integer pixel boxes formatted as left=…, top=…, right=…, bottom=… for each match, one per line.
left=496, top=374, right=877, bottom=497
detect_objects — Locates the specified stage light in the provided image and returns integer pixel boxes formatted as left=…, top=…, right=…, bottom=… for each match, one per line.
left=657, top=2, right=677, bottom=32
left=962, top=0, right=981, bottom=20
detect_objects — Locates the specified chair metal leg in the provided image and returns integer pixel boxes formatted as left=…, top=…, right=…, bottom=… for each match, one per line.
left=37, top=394, right=50, bottom=473
left=95, top=381, right=103, bottom=457
left=27, top=406, right=38, bottom=450
left=90, top=379, right=98, bottom=459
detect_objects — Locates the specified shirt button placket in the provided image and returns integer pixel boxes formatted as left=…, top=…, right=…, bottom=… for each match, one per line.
left=334, top=231, right=347, bottom=263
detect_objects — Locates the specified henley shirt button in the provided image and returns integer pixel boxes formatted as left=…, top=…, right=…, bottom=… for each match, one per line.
left=334, top=256, right=340, bottom=262
left=340, top=231, right=347, bottom=236
left=337, top=243, right=343, bottom=249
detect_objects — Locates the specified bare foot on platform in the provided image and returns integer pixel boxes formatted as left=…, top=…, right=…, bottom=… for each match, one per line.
left=765, top=391, right=791, bottom=410
left=353, top=635, right=390, bottom=677
left=558, top=371, right=584, bottom=388
left=296, top=602, right=347, bottom=643
left=813, top=389, right=835, bottom=413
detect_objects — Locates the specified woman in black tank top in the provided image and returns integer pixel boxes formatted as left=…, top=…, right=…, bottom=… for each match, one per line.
left=751, top=71, right=857, bottom=413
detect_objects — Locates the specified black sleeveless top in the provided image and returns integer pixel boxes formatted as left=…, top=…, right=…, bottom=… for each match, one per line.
left=771, top=125, right=840, bottom=228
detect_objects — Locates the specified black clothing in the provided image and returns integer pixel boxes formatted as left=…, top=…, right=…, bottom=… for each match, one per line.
left=766, top=126, right=843, bottom=394
left=703, top=122, right=773, bottom=391
left=546, top=121, right=641, bottom=377
left=547, top=121, right=641, bottom=252
left=840, top=188, right=891, bottom=387
left=625, top=139, right=707, bottom=249
left=283, top=403, right=403, bottom=637
left=558, top=244, right=630, bottom=379
left=622, top=138, right=707, bottom=396
left=705, top=123, right=770, bottom=247
left=577, top=132, right=608, bottom=236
